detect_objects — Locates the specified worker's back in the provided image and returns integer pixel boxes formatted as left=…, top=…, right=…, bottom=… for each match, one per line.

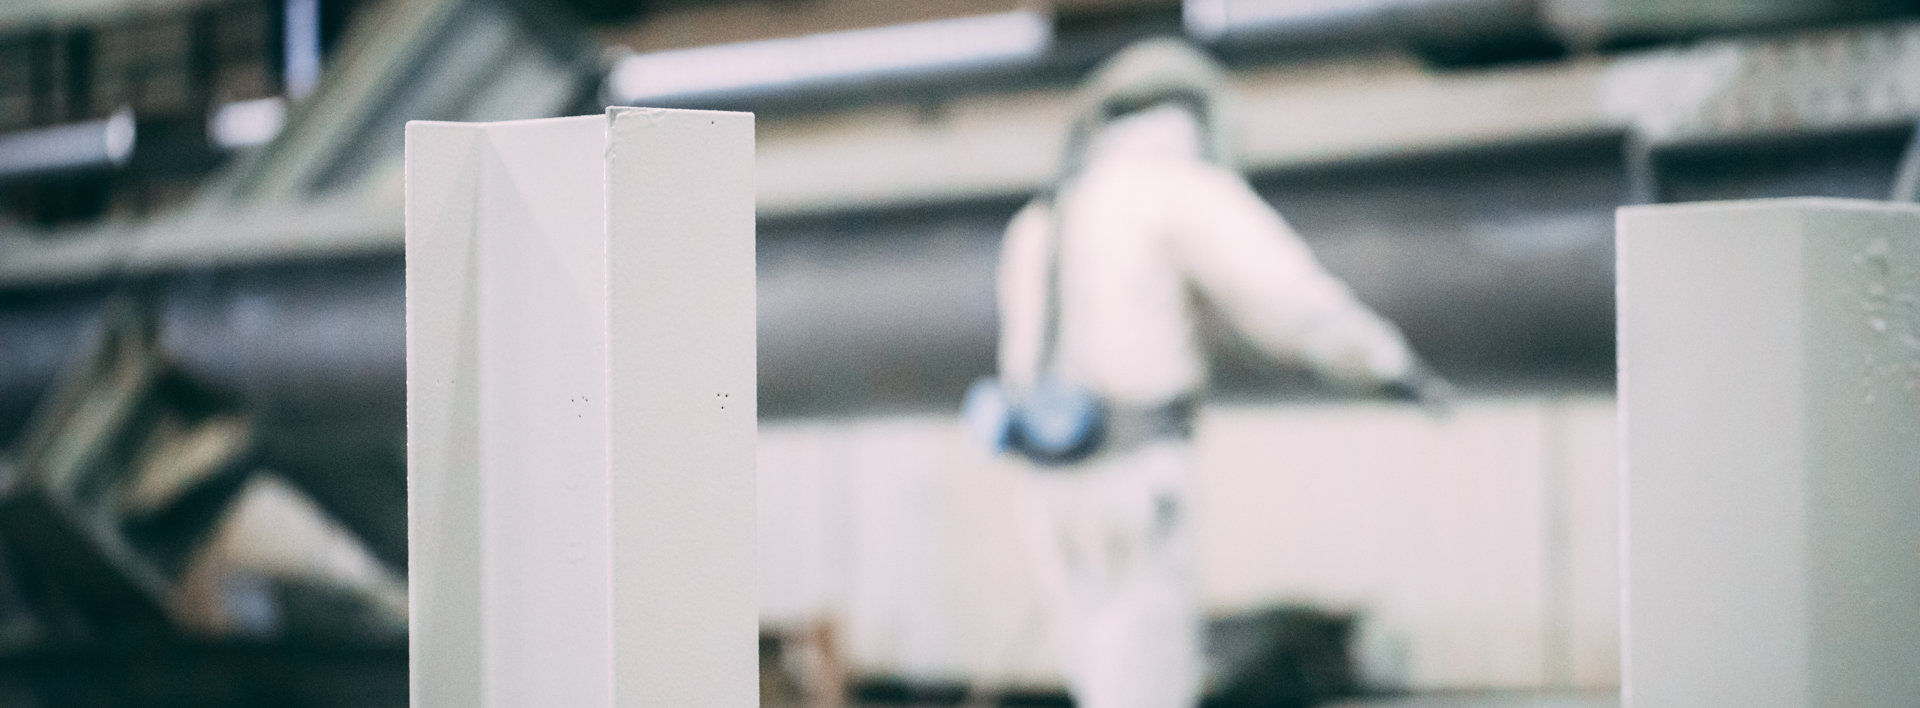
left=997, top=104, right=1419, bottom=409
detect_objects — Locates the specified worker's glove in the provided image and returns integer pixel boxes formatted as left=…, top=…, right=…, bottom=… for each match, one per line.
left=1382, top=361, right=1454, bottom=420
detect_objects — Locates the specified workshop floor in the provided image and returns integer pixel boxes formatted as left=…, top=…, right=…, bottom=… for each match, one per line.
left=835, top=692, right=1620, bottom=708
left=1328, top=693, right=1618, bottom=708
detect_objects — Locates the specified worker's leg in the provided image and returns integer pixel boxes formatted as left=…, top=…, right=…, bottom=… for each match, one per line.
left=1023, top=442, right=1201, bottom=708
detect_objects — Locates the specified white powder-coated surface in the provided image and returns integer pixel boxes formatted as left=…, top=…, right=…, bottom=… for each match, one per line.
left=405, top=108, right=755, bottom=707
left=606, top=108, right=759, bottom=708
left=1617, top=198, right=1920, bottom=707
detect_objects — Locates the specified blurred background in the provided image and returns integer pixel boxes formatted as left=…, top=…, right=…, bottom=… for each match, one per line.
left=3, top=0, right=1920, bottom=706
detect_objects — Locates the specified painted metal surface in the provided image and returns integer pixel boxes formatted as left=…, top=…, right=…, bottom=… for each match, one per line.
left=404, top=108, right=754, bottom=707
left=1617, top=198, right=1920, bottom=707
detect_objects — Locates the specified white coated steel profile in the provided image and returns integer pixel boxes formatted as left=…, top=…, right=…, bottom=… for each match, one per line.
left=1617, top=198, right=1920, bottom=707
left=405, top=108, right=756, bottom=707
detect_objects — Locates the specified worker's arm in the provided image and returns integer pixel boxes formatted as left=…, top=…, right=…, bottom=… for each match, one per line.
left=995, top=198, right=1052, bottom=393
left=1172, top=165, right=1451, bottom=410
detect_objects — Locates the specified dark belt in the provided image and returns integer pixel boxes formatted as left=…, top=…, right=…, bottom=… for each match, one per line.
left=1020, top=394, right=1194, bottom=470
left=1102, top=395, right=1197, bottom=455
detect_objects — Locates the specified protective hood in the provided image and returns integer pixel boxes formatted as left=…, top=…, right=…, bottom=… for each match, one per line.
left=1059, top=38, right=1240, bottom=182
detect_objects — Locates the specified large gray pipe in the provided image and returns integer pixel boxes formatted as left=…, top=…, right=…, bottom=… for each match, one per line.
left=1, top=137, right=1627, bottom=449
left=0, top=178, right=1617, bottom=562
left=0, top=259, right=411, bottom=566
left=0, top=226, right=1609, bottom=436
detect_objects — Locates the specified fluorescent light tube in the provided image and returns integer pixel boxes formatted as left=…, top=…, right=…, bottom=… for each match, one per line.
left=1185, top=0, right=1407, bottom=42
left=607, top=10, right=1052, bottom=104
left=0, top=107, right=136, bottom=180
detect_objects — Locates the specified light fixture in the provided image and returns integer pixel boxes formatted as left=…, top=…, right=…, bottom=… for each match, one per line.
left=209, top=97, right=288, bottom=150
left=0, top=107, right=136, bottom=180
left=1188, top=0, right=1405, bottom=42
left=605, top=10, right=1052, bottom=104
left=284, top=0, right=322, bottom=99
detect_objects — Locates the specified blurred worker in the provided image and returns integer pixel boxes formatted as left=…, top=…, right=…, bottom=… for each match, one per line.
left=964, top=39, right=1450, bottom=708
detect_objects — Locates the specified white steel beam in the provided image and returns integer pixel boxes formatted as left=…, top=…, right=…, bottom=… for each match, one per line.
left=1618, top=198, right=1920, bottom=707
left=405, top=107, right=755, bottom=707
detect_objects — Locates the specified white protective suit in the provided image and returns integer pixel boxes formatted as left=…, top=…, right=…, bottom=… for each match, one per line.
left=996, top=41, right=1440, bottom=708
